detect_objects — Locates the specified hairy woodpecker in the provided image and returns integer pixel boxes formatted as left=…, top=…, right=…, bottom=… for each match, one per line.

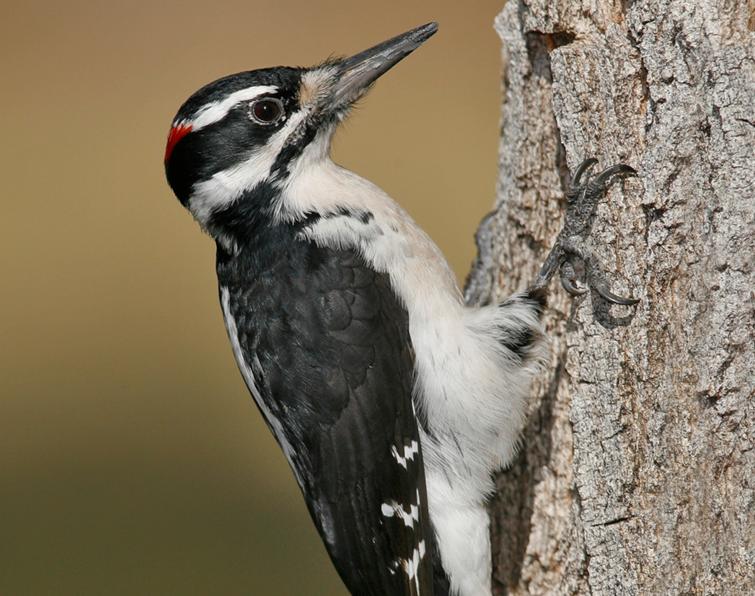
left=164, top=22, right=637, bottom=596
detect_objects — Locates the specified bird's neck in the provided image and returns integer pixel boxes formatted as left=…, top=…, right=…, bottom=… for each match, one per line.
left=207, top=151, right=463, bottom=324
left=282, top=158, right=464, bottom=319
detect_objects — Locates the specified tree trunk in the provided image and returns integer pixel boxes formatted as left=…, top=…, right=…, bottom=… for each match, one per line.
left=464, top=1, right=754, bottom=594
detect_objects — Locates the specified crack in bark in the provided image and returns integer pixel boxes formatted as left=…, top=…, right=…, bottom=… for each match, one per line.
left=589, top=515, right=634, bottom=527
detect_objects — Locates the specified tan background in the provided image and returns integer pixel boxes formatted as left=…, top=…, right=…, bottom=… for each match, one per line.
left=1, top=1, right=504, bottom=594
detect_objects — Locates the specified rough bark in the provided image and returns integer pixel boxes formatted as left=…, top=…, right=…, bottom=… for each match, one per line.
left=464, top=1, right=754, bottom=594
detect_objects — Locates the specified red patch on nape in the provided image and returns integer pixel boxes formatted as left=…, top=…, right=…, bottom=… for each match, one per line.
left=164, top=123, right=193, bottom=163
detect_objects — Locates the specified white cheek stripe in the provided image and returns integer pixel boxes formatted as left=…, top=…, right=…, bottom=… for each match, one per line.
left=189, top=110, right=308, bottom=225
left=181, top=85, right=278, bottom=131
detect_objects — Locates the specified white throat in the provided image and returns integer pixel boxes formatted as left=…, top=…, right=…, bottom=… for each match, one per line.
left=280, top=138, right=463, bottom=322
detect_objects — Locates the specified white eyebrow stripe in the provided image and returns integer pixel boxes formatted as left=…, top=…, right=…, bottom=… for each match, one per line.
left=185, top=85, right=278, bottom=131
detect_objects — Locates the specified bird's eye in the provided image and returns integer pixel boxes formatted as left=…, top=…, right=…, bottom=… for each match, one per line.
left=249, top=97, right=285, bottom=125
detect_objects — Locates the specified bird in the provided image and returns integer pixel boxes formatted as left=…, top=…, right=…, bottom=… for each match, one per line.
left=163, top=21, right=638, bottom=596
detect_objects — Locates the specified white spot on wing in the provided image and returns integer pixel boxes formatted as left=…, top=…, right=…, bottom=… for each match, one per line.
left=380, top=488, right=427, bottom=591
left=401, top=541, right=427, bottom=591
left=391, top=440, right=419, bottom=468
left=380, top=500, right=419, bottom=528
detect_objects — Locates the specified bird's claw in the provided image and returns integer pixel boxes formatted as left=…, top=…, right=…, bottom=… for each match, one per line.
left=593, top=281, right=641, bottom=306
left=566, top=158, right=637, bottom=204
left=556, top=237, right=640, bottom=305
left=532, top=158, right=640, bottom=306
left=559, top=260, right=587, bottom=297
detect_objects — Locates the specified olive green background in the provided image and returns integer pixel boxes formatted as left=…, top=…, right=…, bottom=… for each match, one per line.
left=1, top=1, right=504, bottom=594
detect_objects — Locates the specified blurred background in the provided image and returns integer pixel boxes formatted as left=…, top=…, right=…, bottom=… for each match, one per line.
left=1, top=1, right=505, bottom=594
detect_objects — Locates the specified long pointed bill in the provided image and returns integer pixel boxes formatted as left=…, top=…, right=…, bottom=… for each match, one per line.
left=330, top=22, right=438, bottom=109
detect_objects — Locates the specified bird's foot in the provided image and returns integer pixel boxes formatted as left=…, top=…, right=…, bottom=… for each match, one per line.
left=531, top=158, right=640, bottom=306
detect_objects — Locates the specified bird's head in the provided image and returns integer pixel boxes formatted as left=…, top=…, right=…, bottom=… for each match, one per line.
left=164, top=22, right=437, bottom=243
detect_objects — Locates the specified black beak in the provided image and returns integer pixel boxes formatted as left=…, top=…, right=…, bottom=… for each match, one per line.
left=330, top=22, right=438, bottom=108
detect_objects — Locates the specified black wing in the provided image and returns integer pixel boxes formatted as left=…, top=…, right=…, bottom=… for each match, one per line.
left=219, top=240, right=435, bottom=596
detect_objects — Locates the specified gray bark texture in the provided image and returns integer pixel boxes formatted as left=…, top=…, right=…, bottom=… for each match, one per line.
left=464, top=1, right=754, bottom=594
